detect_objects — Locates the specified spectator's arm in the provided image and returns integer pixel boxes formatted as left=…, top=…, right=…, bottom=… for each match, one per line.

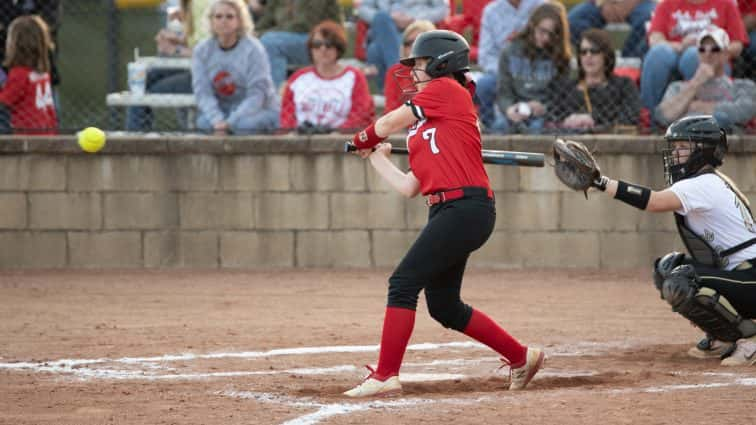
left=191, top=43, right=225, bottom=125
left=713, top=79, right=756, bottom=126
left=477, top=8, right=497, bottom=74
left=227, top=43, right=273, bottom=126
left=357, top=0, right=380, bottom=23
left=655, top=82, right=694, bottom=125
left=617, top=77, right=640, bottom=126
left=403, top=0, right=449, bottom=23
left=600, top=0, right=642, bottom=23
left=495, top=50, right=516, bottom=114
left=342, top=70, right=375, bottom=130
left=0, top=69, right=24, bottom=108
left=279, top=82, right=297, bottom=129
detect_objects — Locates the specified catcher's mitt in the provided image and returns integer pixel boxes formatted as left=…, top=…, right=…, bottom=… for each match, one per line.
left=552, top=138, right=601, bottom=196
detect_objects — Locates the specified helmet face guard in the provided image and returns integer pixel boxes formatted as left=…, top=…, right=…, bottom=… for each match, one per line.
left=393, top=64, right=433, bottom=96
left=662, top=115, right=727, bottom=185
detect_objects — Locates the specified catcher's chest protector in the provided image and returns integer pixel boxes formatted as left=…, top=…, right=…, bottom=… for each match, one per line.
left=674, top=214, right=722, bottom=268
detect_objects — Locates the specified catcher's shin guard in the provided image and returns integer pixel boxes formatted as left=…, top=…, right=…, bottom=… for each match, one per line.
left=662, top=265, right=756, bottom=342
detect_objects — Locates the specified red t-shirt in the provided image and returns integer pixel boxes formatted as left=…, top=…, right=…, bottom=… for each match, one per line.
left=405, top=77, right=489, bottom=195
left=0, top=66, right=57, bottom=134
left=648, top=0, right=748, bottom=44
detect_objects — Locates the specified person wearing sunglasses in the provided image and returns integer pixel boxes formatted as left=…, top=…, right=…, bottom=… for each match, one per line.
left=492, top=2, right=571, bottom=134
left=192, top=0, right=279, bottom=134
left=279, top=20, right=375, bottom=133
left=655, top=26, right=756, bottom=132
left=546, top=28, right=639, bottom=133
left=382, top=19, right=436, bottom=113
left=640, top=0, right=748, bottom=114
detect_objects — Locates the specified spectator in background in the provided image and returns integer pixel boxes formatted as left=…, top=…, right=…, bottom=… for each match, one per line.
left=640, top=0, right=748, bottom=112
left=655, top=26, right=756, bottom=132
left=357, top=0, right=449, bottom=92
left=547, top=28, right=639, bottom=132
left=492, top=1, right=571, bottom=134
left=0, top=1, right=60, bottom=91
left=737, top=0, right=755, bottom=79
left=383, top=19, right=436, bottom=113
left=476, top=0, right=545, bottom=129
left=280, top=20, right=374, bottom=133
left=0, top=15, right=57, bottom=134
left=126, top=0, right=211, bottom=131
left=568, top=0, right=656, bottom=59
left=257, top=0, right=342, bottom=90
left=192, top=0, right=279, bottom=134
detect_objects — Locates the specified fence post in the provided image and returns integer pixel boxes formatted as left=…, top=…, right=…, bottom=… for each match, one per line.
left=107, top=0, right=121, bottom=130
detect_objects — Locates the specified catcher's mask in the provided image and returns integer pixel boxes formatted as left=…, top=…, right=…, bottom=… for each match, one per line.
left=662, top=115, right=727, bottom=185
left=395, top=29, right=470, bottom=94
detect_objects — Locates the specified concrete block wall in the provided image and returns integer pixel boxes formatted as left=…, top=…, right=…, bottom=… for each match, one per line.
left=1, top=134, right=754, bottom=269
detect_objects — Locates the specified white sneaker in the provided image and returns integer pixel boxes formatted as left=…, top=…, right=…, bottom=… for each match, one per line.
left=720, top=335, right=756, bottom=366
left=343, top=366, right=402, bottom=397
left=509, top=347, right=545, bottom=391
left=687, top=335, right=735, bottom=359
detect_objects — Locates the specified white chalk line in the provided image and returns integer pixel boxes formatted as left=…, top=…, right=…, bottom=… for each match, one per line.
left=218, top=373, right=756, bottom=425
left=0, top=339, right=640, bottom=382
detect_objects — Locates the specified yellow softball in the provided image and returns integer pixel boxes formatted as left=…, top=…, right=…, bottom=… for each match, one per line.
left=78, top=127, right=106, bottom=153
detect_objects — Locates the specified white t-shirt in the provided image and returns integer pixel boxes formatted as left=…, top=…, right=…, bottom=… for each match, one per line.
left=670, top=173, right=756, bottom=270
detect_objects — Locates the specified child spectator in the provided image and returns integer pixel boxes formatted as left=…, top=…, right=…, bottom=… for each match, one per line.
left=0, top=15, right=57, bottom=134
left=476, top=0, right=545, bottom=129
left=640, top=0, right=748, bottom=112
left=492, top=1, right=571, bottom=134
left=547, top=28, right=640, bottom=133
left=192, top=0, right=279, bottom=134
left=655, top=26, right=756, bottom=132
left=257, top=0, right=342, bottom=90
left=280, top=20, right=374, bottom=132
left=568, top=0, right=656, bottom=58
left=383, top=19, right=436, bottom=113
left=357, top=0, right=449, bottom=92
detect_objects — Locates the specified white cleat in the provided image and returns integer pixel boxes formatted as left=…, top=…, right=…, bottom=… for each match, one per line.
left=720, top=335, right=756, bottom=366
left=509, top=347, right=545, bottom=391
left=343, top=366, right=402, bottom=398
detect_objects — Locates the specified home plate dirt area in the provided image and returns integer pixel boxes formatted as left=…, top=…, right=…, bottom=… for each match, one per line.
left=1, top=269, right=754, bottom=425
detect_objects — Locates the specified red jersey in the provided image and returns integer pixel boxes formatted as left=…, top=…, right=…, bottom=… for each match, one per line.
left=648, top=0, right=748, bottom=44
left=0, top=66, right=57, bottom=134
left=405, top=77, right=489, bottom=195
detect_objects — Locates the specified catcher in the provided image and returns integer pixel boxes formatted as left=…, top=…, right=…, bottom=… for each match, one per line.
left=553, top=115, right=756, bottom=366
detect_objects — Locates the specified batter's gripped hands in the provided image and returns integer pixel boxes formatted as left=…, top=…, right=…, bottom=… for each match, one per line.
left=372, top=142, right=393, bottom=159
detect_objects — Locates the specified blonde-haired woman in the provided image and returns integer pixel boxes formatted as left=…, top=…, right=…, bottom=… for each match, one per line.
left=192, top=0, right=279, bottom=134
left=382, top=19, right=435, bottom=113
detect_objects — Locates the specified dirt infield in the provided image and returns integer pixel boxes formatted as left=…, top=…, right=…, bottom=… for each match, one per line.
left=1, top=269, right=754, bottom=425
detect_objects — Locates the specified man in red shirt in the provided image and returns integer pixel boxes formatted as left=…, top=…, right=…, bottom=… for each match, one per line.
left=640, top=0, right=748, bottom=113
left=344, top=30, right=544, bottom=398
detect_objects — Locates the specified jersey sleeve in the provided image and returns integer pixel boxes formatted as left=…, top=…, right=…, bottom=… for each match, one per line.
left=670, top=176, right=714, bottom=215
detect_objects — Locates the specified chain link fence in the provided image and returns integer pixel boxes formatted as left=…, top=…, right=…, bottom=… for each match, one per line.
left=2, top=0, right=754, bottom=135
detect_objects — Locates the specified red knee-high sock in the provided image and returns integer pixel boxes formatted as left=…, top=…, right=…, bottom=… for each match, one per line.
left=375, top=306, right=416, bottom=379
left=463, top=309, right=526, bottom=367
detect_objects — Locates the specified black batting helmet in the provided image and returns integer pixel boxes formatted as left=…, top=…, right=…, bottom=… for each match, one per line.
left=399, top=29, right=470, bottom=78
left=662, top=115, right=727, bottom=185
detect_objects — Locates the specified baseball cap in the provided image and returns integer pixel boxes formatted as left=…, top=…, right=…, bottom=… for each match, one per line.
left=697, top=25, right=730, bottom=49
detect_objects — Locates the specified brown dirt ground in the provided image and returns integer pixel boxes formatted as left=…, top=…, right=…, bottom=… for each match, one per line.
left=1, top=269, right=754, bottom=425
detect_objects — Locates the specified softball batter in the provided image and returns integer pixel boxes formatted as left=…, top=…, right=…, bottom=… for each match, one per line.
left=344, top=30, right=544, bottom=398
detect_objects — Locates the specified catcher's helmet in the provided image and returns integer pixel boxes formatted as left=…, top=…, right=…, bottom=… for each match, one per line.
left=663, top=115, right=727, bottom=185
left=399, top=30, right=470, bottom=78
